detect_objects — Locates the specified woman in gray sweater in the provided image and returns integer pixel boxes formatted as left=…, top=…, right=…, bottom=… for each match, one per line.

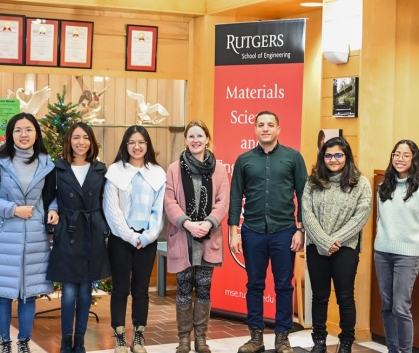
left=302, top=137, right=372, bottom=353
left=375, top=140, right=419, bottom=353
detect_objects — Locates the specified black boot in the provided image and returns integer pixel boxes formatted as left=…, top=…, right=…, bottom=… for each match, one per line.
left=60, top=334, right=73, bottom=353
left=16, top=339, right=31, bottom=353
left=1, top=341, right=12, bottom=353
left=311, top=333, right=327, bottom=353
left=73, top=334, right=86, bottom=353
left=337, top=340, right=353, bottom=353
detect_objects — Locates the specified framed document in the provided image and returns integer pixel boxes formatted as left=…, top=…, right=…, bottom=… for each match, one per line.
left=126, top=25, right=158, bottom=72
left=26, top=18, right=59, bottom=67
left=60, top=20, right=93, bottom=69
left=0, top=14, right=25, bottom=65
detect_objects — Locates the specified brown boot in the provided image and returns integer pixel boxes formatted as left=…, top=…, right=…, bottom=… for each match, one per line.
left=176, top=303, right=193, bottom=353
left=275, top=331, right=293, bottom=353
left=193, top=302, right=211, bottom=353
left=238, top=326, right=264, bottom=353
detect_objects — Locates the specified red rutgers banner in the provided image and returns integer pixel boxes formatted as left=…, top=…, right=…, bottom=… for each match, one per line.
left=212, top=19, right=306, bottom=319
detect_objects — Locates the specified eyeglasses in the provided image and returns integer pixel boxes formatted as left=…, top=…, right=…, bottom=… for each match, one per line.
left=392, top=153, right=413, bottom=160
left=324, top=153, right=345, bottom=160
left=127, top=140, right=147, bottom=147
left=13, top=128, right=35, bottom=136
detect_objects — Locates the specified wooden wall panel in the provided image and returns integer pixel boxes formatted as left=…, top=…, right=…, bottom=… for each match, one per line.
left=0, top=3, right=190, bottom=79
left=321, top=0, right=366, bottom=340
left=0, top=72, right=186, bottom=169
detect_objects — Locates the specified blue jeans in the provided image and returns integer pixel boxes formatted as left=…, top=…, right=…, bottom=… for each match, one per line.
left=374, top=251, right=419, bottom=353
left=241, top=224, right=296, bottom=333
left=61, top=283, right=92, bottom=335
left=0, top=296, right=36, bottom=342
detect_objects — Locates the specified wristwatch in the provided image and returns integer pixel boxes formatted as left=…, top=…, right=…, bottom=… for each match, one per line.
left=296, top=227, right=305, bottom=234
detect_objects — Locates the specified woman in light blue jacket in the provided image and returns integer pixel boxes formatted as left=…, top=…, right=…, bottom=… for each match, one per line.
left=0, top=113, right=59, bottom=353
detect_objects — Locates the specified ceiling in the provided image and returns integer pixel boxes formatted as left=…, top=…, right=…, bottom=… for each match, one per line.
left=208, top=1, right=322, bottom=19
left=3, top=0, right=322, bottom=19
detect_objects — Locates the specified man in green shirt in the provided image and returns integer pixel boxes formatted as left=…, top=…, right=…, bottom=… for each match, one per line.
left=229, top=111, right=307, bottom=353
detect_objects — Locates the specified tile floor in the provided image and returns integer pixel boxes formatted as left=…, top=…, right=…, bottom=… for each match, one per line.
left=10, top=289, right=387, bottom=353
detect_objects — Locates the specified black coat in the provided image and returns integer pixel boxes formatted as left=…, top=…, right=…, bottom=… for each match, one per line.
left=46, top=159, right=111, bottom=283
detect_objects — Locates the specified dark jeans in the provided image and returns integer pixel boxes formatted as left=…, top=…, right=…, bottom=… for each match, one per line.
left=0, top=296, right=36, bottom=341
left=241, top=224, right=296, bottom=333
left=108, top=234, right=157, bottom=328
left=306, top=243, right=359, bottom=341
left=61, top=282, right=92, bottom=335
left=374, top=251, right=419, bottom=353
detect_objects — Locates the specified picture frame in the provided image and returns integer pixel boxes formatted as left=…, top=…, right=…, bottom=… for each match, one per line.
left=60, top=20, right=94, bottom=69
left=25, top=18, right=59, bottom=67
left=332, top=77, right=359, bottom=118
left=0, top=14, right=25, bottom=65
left=317, top=129, right=343, bottom=153
left=126, top=25, right=158, bottom=72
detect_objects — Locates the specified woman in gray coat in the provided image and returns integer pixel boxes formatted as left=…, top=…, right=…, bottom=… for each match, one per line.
left=0, top=113, right=59, bottom=353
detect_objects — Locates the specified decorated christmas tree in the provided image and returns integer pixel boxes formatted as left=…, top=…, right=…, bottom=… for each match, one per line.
left=38, top=85, right=82, bottom=160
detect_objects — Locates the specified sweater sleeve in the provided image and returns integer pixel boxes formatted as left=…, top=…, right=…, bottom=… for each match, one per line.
left=164, top=163, right=189, bottom=228
left=205, top=162, right=230, bottom=229
left=294, top=152, right=308, bottom=222
left=103, top=179, right=137, bottom=247
left=331, top=176, right=372, bottom=245
left=302, top=182, right=333, bottom=256
left=138, top=183, right=166, bottom=247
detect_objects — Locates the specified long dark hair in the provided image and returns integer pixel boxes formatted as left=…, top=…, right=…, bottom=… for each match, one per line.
left=309, top=136, right=361, bottom=191
left=378, top=140, right=419, bottom=202
left=0, top=113, right=47, bottom=164
left=62, top=122, right=99, bottom=164
left=114, top=125, right=159, bottom=168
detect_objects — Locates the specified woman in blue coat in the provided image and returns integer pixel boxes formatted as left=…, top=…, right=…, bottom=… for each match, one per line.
left=46, top=122, right=111, bottom=353
left=0, top=113, right=59, bottom=353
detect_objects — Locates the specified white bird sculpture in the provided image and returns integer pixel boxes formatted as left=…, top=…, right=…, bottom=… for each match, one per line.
left=7, top=86, right=51, bottom=116
left=126, top=89, right=169, bottom=125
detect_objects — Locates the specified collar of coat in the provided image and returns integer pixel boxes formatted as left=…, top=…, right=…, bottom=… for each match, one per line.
left=105, top=160, right=166, bottom=192
left=0, top=153, right=55, bottom=194
left=55, top=159, right=106, bottom=197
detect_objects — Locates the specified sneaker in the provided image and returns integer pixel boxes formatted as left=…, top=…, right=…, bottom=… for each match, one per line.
left=131, top=326, right=146, bottom=353
left=17, top=339, right=31, bottom=353
left=113, top=326, right=128, bottom=353
left=1, top=341, right=12, bottom=353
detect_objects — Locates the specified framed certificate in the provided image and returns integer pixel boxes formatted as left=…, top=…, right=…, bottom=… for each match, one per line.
left=0, top=14, right=25, bottom=65
left=60, top=20, right=93, bottom=69
left=26, top=18, right=59, bottom=67
left=126, top=25, right=158, bottom=72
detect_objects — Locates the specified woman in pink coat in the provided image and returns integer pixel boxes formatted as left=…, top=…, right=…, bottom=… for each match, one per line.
left=164, top=120, right=229, bottom=353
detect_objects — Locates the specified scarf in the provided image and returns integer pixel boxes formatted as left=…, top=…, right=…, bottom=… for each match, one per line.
left=180, top=148, right=216, bottom=242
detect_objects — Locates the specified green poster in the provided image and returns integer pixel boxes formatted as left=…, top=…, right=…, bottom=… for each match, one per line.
left=0, top=99, right=20, bottom=136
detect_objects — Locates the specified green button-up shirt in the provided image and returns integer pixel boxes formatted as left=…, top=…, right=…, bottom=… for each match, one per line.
left=228, top=142, right=307, bottom=233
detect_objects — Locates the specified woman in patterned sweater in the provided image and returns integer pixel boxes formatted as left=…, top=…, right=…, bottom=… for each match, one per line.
left=103, top=125, right=166, bottom=353
left=302, top=137, right=372, bottom=353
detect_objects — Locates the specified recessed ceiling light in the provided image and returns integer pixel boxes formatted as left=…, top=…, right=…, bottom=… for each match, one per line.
left=300, top=2, right=323, bottom=7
